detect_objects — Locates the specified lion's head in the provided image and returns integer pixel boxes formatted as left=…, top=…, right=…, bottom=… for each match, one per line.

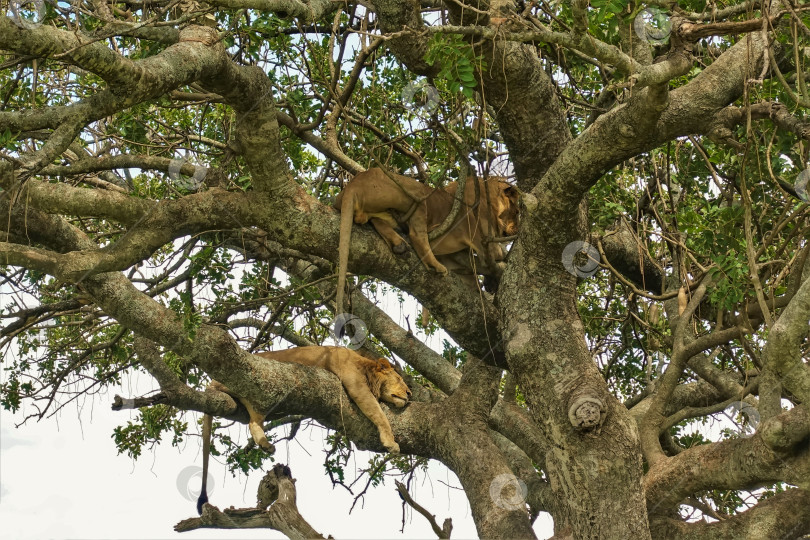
left=366, top=358, right=411, bottom=407
left=493, top=181, right=521, bottom=237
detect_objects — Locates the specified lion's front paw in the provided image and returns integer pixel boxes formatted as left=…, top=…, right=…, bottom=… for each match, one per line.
left=434, top=263, right=448, bottom=275
left=381, top=433, right=400, bottom=454
left=392, top=243, right=408, bottom=255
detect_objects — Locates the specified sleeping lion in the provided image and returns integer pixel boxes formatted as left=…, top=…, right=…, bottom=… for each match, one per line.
left=333, top=167, right=520, bottom=316
left=197, top=346, right=411, bottom=514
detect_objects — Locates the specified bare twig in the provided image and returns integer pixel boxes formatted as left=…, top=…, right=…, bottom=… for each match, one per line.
left=395, top=480, right=452, bottom=539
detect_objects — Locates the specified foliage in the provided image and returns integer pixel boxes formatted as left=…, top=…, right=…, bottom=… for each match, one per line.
left=425, top=33, right=486, bottom=100
left=113, top=406, right=187, bottom=459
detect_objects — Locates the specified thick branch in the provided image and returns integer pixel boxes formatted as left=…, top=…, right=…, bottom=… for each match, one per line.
left=0, top=15, right=142, bottom=86
left=533, top=27, right=768, bottom=226
left=205, top=0, right=335, bottom=22
left=645, top=412, right=810, bottom=512
left=763, top=271, right=810, bottom=403
left=0, top=185, right=254, bottom=282
left=649, top=488, right=810, bottom=540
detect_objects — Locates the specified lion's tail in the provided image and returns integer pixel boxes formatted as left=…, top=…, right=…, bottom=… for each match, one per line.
left=196, top=413, right=212, bottom=515
left=336, top=190, right=355, bottom=317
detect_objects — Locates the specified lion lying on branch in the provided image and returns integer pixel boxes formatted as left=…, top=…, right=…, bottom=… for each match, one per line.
left=197, top=346, right=410, bottom=514
left=333, top=167, right=520, bottom=315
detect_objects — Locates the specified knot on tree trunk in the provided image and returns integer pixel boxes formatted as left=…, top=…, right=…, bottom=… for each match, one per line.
left=567, top=395, right=606, bottom=430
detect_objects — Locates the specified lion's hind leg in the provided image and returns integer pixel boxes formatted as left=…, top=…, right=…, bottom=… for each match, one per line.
left=242, top=400, right=276, bottom=454
left=369, top=215, right=408, bottom=255
left=209, top=381, right=276, bottom=453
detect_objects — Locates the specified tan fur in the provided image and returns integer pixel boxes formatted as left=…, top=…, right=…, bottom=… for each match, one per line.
left=334, top=168, right=453, bottom=315
left=432, top=177, right=520, bottom=272
left=197, top=346, right=410, bottom=513
left=333, top=168, right=520, bottom=314
left=422, top=177, right=520, bottom=326
left=257, top=346, right=411, bottom=453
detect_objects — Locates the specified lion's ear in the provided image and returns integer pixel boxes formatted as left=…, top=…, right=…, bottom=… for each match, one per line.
left=502, top=184, right=520, bottom=199
left=375, top=358, right=390, bottom=371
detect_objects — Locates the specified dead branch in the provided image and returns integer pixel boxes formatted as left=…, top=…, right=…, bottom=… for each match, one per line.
left=175, top=464, right=326, bottom=539
left=395, top=480, right=452, bottom=539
